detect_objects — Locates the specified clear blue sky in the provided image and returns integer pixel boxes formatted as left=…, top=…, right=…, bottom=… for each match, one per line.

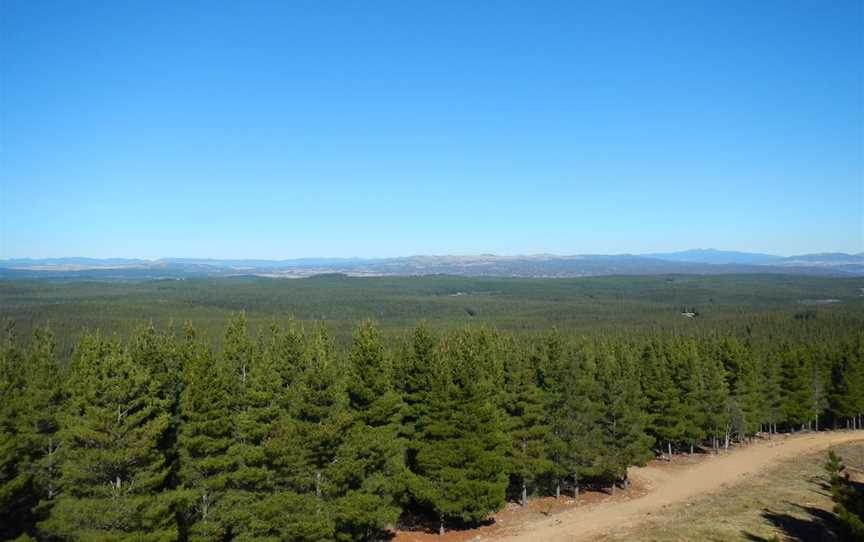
left=1, top=1, right=862, bottom=259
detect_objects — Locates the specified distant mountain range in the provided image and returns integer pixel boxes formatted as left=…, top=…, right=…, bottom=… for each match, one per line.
left=2, top=250, right=863, bottom=280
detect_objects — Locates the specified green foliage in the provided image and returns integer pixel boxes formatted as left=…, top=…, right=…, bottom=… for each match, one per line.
left=336, top=320, right=403, bottom=540
left=541, top=334, right=602, bottom=496
left=41, top=334, right=176, bottom=541
left=0, top=295, right=862, bottom=540
left=782, top=347, right=814, bottom=428
left=672, top=339, right=708, bottom=451
left=596, top=343, right=653, bottom=486
left=414, top=329, right=509, bottom=529
left=503, top=338, right=550, bottom=504
left=0, top=324, right=31, bottom=540
left=824, top=450, right=864, bottom=541
left=177, top=332, right=233, bottom=541
left=641, top=340, right=684, bottom=453
left=4, top=274, right=863, bottom=350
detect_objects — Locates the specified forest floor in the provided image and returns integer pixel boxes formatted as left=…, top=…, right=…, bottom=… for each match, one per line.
left=392, top=430, right=864, bottom=542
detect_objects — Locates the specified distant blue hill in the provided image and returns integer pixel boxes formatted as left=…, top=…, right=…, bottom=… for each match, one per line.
left=783, top=253, right=864, bottom=263
left=0, top=257, right=149, bottom=267
left=1, top=251, right=862, bottom=279
left=643, top=249, right=784, bottom=265
left=159, top=257, right=373, bottom=269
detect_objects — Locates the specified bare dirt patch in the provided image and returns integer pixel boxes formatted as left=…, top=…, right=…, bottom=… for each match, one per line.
left=393, top=431, right=864, bottom=542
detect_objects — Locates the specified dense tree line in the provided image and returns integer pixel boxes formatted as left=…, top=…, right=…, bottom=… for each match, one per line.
left=1, top=315, right=863, bottom=541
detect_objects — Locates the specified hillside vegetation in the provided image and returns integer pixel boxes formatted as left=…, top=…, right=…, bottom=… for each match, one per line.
left=1, top=300, right=863, bottom=541
left=2, top=274, right=863, bottom=354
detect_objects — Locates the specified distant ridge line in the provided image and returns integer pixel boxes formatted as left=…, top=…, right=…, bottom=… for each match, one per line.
left=1, top=250, right=862, bottom=279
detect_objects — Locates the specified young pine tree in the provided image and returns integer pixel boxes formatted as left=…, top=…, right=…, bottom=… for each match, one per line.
left=641, top=341, right=684, bottom=458
left=781, top=348, right=813, bottom=431
left=700, top=353, right=730, bottom=451
left=0, top=324, right=30, bottom=540
left=824, top=450, right=864, bottom=540
left=221, top=314, right=300, bottom=540
left=673, top=340, right=707, bottom=454
left=130, top=324, right=183, bottom=490
left=177, top=332, right=235, bottom=541
left=761, top=349, right=784, bottom=436
left=15, top=328, right=65, bottom=534
left=267, top=326, right=350, bottom=540
left=42, top=334, right=176, bottom=541
left=414, top=330, right=508, bottom=535
left=541, top=336, right=602, bottom=499
left=596, top=343, right=652, bottom=492
left=503, top=340, right=549, bottom=506
left=333, top=320, right=403, bottom=541
left=395, top=323, right=437, bottom=481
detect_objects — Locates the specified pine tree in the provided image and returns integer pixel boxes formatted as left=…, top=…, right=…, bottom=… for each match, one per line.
left=731, top=354, right=762, bottom=440
left=761, top=348, right=784, bottom=437
left=395, top=323, right=437, bottom=480
left=414, top=330, right=508, bottom=534
left=130, top=324, right=183, bottom=491
left=700, top=353, right=730, bottom=451
left=333, top=320, right=403, bottom=541
left=267, top=326, right=350, bottom=539
left=41, top=334, right=176, bottom=541
left=641, top=340, right=684, bottom=457
left=0, top=323, right=30, bottom=540
left=261, top=319, right=305, bottom=396
left=596, top=342, right=652, bottom=491
left=715, top=338, right=760, bottom=440
left=16, top=327, right=65, bottom=532
left=177, top=326, right=234, bottom=541
left=781, top=347, right=812, bottom=431
left=541, top=335, right=601, bottom=499
left=852, top=334, right=864, bottom=429
left=824, top=450, right=864, bottom=540
left=503, top=339, right=549, bottom=506
left=673, top=340, right=707, bottom=454
left=804, top=347, right=828, bottom=431
left=828, top=336, right=864, bottom=430
left=221, top=314, right=295, bottom=539
left=232, top=318, right=317, bottom=541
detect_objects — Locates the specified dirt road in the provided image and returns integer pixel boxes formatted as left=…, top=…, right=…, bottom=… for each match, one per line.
left=497, top=431, right=864, bottom=542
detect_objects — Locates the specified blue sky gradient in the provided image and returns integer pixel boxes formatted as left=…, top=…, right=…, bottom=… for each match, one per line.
left=1, top=1, right=862, bottom=258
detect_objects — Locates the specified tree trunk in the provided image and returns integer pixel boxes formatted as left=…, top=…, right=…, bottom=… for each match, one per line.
left=573, top=472, right=579, bottom=499
left=690, top=442, right=694, bottom=455
left=555, top=480, right=560, bottom=500
left=439, top=515, right=445, bottom=536
left=47, top=437, right=56, bottom=499
left=521, top=482, right=527, bottom=507
left=667, top=441, right=672, bottom=459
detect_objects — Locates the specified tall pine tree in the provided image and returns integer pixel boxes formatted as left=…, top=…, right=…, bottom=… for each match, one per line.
left=414, top=329, right=508, bottom=534
left=42, top=334, right=176, bottom=541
